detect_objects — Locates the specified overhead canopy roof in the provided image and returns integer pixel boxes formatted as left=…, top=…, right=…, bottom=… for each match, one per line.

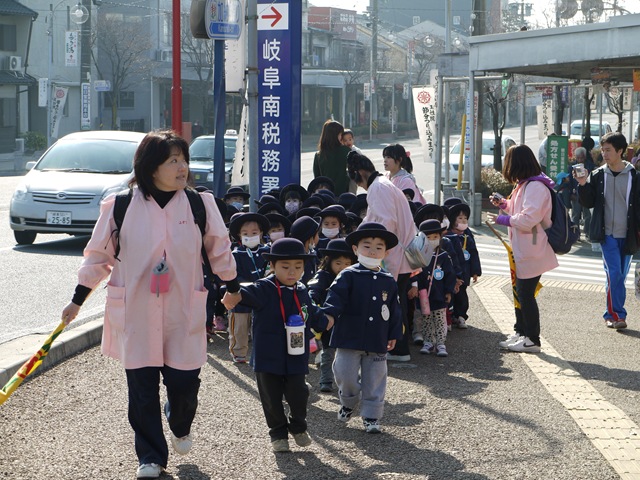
left=0, top=0, right=37, bottom=17
left=468, top=14, right=640, bottom=84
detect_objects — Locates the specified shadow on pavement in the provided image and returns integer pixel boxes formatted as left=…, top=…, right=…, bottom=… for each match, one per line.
left=13, top=235, right=89, bottom=257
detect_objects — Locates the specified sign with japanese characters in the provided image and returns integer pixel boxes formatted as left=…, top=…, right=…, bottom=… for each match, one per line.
left=205, top=0, right=242, bottom=40
left=65, top=31, right=78, bottom=67
left=50, top=87, right=69, bottom=139
left=81, top=83, right=91, bottom=130
left=546, top=134, right=568, bottom=182
left=257, top=1, right=301, bottom=193
left=412, top=86, right=436, bottom=163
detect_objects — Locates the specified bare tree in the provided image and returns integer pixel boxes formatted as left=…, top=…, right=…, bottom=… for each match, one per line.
left=410, top=37, right=442, bottom=87
left=330, top=46, right=369, bottom=126
left=604, top=86, right=625, bottom=133
left=484, top=76, right=514, bottom=171
left=91, top=13, right=152, bottom=129
left=181, top=13, right=214, bottom=132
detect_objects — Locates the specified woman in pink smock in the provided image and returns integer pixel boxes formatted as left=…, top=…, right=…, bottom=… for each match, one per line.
left=61, top=131, right=239, bottom=479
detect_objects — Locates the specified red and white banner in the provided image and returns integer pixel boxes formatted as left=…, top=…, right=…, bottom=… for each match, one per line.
left=50, top=86, right=69, bottom=139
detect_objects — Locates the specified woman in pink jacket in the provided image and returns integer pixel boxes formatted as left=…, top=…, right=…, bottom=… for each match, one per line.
left=61, top=131, right=239, bottom=479
left=488, top=144, right=558, bottom=354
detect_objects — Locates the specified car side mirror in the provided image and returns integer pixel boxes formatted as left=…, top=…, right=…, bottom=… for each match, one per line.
left=25, top=161, right=37, bottom=170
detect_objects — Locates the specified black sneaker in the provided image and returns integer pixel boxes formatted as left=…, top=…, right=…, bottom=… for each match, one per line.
left=363, top=418, right=381, bottom=434
left=319, top=383, right=333, bottom=393
left=337, top=406, right=353, bottom=422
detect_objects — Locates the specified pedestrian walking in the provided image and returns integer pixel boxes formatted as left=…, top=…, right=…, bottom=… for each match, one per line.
left=488, top=144, right=559, bottom=353
left=323, top=223, right=403, bottom=433
left=61, top=130, right=240, bottom=479
left=575, top=132, right=640, bottom=329
left=313, top=120, right=353, bottom=195
left=221, top=238, right=333, bottom=453
left=347, top=151, right=417, bottom=362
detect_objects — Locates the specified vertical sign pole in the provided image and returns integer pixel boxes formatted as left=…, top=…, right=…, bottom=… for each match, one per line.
left=213, top=40, right=226, bottom=197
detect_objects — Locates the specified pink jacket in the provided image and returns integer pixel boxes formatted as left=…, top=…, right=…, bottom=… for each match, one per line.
left=503, top=179, right=559, bottom=279
left=78, top=188, right=237, bottom=370
left=385, top=169, right=426, bottom=204
left=363, top=174, right=417, bottom=278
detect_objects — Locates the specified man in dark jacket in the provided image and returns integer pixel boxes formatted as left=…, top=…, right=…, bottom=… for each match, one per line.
left=576, top=132, right=640, bottom=330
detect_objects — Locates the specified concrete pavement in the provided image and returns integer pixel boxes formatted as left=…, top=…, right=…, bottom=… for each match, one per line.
left=2, top=264, right=640, bottom=478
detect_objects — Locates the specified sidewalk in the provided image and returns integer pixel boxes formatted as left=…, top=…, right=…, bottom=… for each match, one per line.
left=1, top=275, right=638, bottom=479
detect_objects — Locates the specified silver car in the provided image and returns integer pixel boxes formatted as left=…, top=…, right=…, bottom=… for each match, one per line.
left=9, top=130, right=145, bottom=245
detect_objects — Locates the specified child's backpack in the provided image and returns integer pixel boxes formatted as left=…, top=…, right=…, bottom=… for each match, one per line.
left=113, top=188, right=212, bottom=270
left=528, top=180, right=580, bottom=255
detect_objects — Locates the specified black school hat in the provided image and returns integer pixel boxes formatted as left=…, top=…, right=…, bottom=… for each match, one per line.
left=419, top=219, right=446, bottom=235
left=228, top=212, right=271, bottom=242
left=262, top=238, right=317, bottom=262
left=443, top=197, right=463, bottom=208
left=265, top=213, right=291, bottom=237
left=290, top=216, right=320, bottom=243
left=280, top=184, right=309, bottom=203
left=295, top=206, right=322, bottom=220
left=224, top=186, right=250, bottom=201
left=346, top=222, right=398, bottom=249
left=402, top=188, right=415, bottom=200
left=338, top=192, right=357, bottom=210
left=302, top=195, right=326, bottom=209
left=414, top=203, right=445, bottom=226
left=307, top=176, right=335, bottom=194
left=254, top=194, right=279, bottom=207
left=318, top=238, right=357, bottom=262
left=318, top=205, right=348, bottom=225
left=257, top=202, right=286, bottom=216
left=349, top=194, right=368, bottom=216
left=447, top=203, right=471, bottom=223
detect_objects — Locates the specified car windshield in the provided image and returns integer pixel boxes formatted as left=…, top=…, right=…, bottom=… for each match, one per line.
left=571, top=124, right=605, bottom=136
left=35, top=139, right=138, bottom=173
left=451, top=138, right=502, bottom=155
left=189, top=138, right=236, bottom=161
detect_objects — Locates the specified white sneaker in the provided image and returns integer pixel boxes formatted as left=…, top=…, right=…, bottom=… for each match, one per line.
left=456, top=317, right=468, bottom=329
left=170, top=433, right=193, bottom=455
left=499, top=334, right=521, bottom=349
left=435, top=344, right=448, bottom=357
left=419, top=342, right=434, bottom=354
left=386, top=354, right=411, bottom=362
left=137, top=463, right=164, bottom=479
left=507, top=336, right=541, bottom=353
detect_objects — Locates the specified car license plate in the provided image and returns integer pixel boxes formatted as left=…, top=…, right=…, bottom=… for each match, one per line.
left=194, top=173, right=202, bottom=180
left=46, top=211, right=72, bottom=225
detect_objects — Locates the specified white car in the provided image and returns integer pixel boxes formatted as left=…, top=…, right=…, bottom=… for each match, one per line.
left=569, top=120, right=612, bottom=147
left=444, top=134, right=516, bottom=182
left=9, top=130, right=145, bottom=245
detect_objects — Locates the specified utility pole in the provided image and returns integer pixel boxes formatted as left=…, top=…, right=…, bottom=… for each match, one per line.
left=369, top=0, right=378, bottom=140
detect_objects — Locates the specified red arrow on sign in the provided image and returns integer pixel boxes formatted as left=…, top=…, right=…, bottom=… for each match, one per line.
left=262, top=6, right=282, bottom=27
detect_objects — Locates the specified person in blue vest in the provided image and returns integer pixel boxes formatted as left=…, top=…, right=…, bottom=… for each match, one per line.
left=221, top=238, right=333, bottom=453
left=416, top=220, right=456, bottom=357
left=323, top=222, right=403, bottom=434
left=227, top=212, right=271, bottom=363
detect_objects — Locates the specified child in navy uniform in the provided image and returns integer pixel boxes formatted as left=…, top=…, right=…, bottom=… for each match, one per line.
left=222, top=238, right=333, bottom=453
left=227, top=212, right=271, bottom=363
left=323, top=223, right=403, bottom=434
left=417, top=220, right=456, bottom=357
left=290, top=216, right=321, bottom=285
left=308, top=239, right=357, bottom=392
left=316, top=204, right=348, bottom=253
left=446, top=202, right=481, bottom=329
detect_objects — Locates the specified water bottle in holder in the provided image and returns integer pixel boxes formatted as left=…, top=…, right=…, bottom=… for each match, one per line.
left=285, top=314, right=306, bottom=355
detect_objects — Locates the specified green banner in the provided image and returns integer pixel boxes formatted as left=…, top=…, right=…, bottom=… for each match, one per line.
left=546, top=134, right=569, bottom=182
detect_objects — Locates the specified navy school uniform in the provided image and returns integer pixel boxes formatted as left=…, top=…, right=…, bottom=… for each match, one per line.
left=444, top=233, right=467, bottom=284
left=441, top=236, right=463, bottom=280
left=231, top=244, right=271, bottom=314
left=323, top=264, right=403, bottom=353
left=301, top=248, right=319, bottom=286
left=238, top=274, right=329, bottom=374
left=416, top=248, right=456, bottom=311
left=308, top=269, right=335, bottom=343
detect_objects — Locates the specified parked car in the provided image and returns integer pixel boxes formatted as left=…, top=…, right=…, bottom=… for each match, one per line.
left=9, top=131, right=145, bottom=245
left=188, top=131, right=239, bottom=190
left=569, top=120, right=612, bottom=146
left=444, top=134, right=516, bottom=182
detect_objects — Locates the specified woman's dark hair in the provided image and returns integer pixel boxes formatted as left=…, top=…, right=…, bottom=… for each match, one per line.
left=317, top=120, right=345, bottom=152
left=346, top=151, right=376, bottom=183
left=600, top=131, right=628, bottom=153
left=382, top=144, right=413, bottom=173
left=502, top=144, right=541, bottom=184
left=342, top=128, right=354, bottom=138
left=129, top=130, right=190, bottom=198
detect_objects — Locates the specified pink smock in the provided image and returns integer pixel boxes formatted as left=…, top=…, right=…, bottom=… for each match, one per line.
left=77, top=188, right=237, bottom=370
left=363, top=175, right=417, bottom=279
left=503, top=181, right=559, bottom=279
left=385, top=169, right=426, bottom=204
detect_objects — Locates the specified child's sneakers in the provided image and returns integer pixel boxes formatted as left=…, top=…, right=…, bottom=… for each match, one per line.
left=337, top=406, right=353, bottom=423
left=271, top=439, right=290, bottom=452
left=292, top=431, right=312, bottom=447
left=363, top=418, right=381, bottom=434
left=213, top=315, right=227, bottom=332
left=420, top=342, right=434, bottom=354
left=456, top=317, right=468, bottom=329
left=233, top=356, right=247, bottom=363
left=436, top=344, right=448, bottom=357
left=412, top=332, right=424, bottom=345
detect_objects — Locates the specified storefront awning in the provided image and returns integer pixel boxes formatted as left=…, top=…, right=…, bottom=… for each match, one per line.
left=0, top=71, right=36, bottom=85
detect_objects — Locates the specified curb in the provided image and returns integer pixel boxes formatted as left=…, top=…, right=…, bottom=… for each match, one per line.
left=0, top=319, right=103, bottom=388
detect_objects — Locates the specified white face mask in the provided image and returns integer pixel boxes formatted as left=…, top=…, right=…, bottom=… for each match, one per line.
left=322, top=227, right=340, bottom=239
left=428, top=238, right=441, bottom=250
left=457, top=222, right=469, bottom=231
left=358, top=254, right=382, bottom=269
left=241, top=235, right=261, bottom=248
left=285, top=200, right=300, bottom=214
left=441, top=218, right=450, bottom=230
left=308, top=243, right=316, bottom=252
left=269, top=231, right=285, bottom=241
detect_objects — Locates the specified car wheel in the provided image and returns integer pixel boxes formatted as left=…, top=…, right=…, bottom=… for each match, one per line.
left=14, top=230, right=37, bottom=245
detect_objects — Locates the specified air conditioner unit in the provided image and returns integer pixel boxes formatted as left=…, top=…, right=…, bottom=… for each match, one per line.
left=9, top=56, right=22, bottom=71
left=155, top=49, right=172, bottom=62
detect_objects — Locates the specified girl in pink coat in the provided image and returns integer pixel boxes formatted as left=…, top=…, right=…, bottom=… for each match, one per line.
left=382, top=144, right=426, bottom=205
left=61, top=131, right=239, bottom=479
left=488, top=144, right=558, bottom=354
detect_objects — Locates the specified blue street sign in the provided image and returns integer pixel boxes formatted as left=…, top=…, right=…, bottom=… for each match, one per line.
left=205, top=0, right=242, bottom=40
left=257, top=0, right=301, bottom=193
